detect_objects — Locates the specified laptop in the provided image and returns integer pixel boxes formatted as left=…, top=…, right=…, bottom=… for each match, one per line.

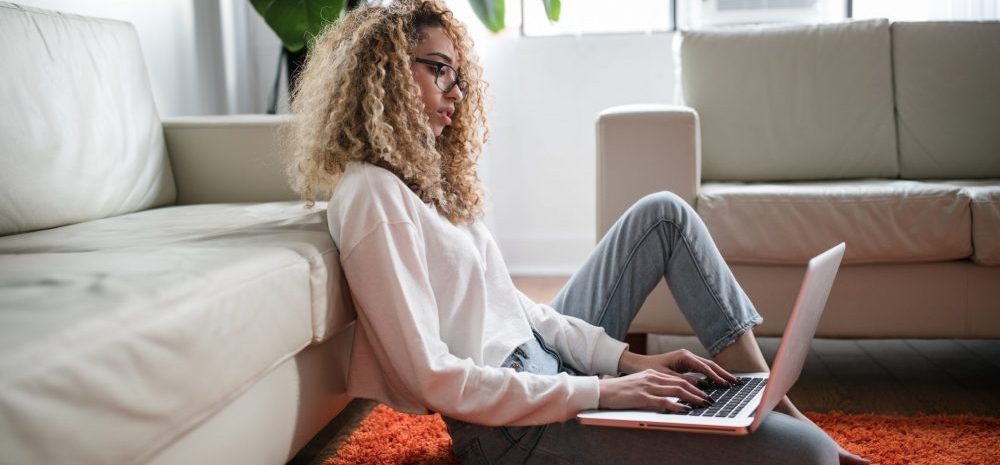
left=577, top=242, right=846, bottom=436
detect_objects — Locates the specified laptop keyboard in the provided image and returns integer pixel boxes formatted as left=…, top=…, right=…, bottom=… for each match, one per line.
left=679, top=376, right=767, bottom=418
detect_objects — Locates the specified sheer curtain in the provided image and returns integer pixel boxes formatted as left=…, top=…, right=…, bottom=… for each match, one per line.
left=217, top=0, right=285, bottom=115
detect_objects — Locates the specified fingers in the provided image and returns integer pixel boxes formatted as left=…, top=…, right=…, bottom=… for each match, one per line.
left=837, top=446, right=871, bottom=465
left=689, top=357, right=740, bottom=386
left=671, top=350, right=739, bottom=386
left=600, top=370, right=720, bottom=412
left=678, top=373, right=705, bottom=387
left=642, top=370, right=711, bottom=407
left=656, top=396, right=693, bottom=413
left=704, top=358, right=740, bottom=384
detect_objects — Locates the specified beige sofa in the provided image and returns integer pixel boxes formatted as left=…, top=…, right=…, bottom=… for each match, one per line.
left=0, top=4, right=355, bottom=465
left=597, top=19, right=1000, bottom=339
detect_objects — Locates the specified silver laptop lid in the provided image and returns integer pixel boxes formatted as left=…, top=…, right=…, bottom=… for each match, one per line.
left=749, top=242, right=845, bottom=432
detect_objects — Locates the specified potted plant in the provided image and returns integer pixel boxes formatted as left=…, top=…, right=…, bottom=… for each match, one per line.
left=251, top=0, right=560, bottom=113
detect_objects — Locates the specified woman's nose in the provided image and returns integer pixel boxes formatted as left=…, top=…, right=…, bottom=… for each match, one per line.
left=446, top=84, right=463, bottom=102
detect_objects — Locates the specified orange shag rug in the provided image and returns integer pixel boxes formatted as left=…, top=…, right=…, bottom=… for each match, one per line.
left=327, top=405, right=1000, bottom=465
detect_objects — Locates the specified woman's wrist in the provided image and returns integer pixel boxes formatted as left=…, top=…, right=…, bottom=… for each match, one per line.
left=616, top=350, right=646, bottom=375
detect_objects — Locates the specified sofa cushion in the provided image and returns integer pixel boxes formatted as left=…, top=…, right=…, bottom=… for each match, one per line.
left=696, top=180, right=971, bottom=265
left=0, top=201, right=353, bottom=342
left=893, top=22, right=1000, bottom=179
left=0, top=3, right=175, bottom=236
left=0, top=202, right=353, bottom=465
left=680, top=19, right=898, bottom=182
left=933, top=180, right=1000, bottom=265
left=966, top=183, right=1000, bottom=266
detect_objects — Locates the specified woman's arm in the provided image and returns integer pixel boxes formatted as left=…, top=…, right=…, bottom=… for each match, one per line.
left=517, top=292, right=734, bottom=412
left=342, top=221, right=600, bottom=426
left=515, top=291, right=628, bottom=376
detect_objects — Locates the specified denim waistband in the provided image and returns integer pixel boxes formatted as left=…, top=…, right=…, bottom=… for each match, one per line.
left=501, top=330, right=561, bottom=376
left=442, top=331, right=568, bottom=447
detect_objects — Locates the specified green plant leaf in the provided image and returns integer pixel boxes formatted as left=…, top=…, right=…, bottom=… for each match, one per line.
left=250, top=0, right=346, bottom=52
left=542, top=0, right=560, bottom=22
left=468, top=0, right=504, bottom=33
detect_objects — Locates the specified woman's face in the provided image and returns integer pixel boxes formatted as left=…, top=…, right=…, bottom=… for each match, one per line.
left=410, top=26, right=464, bottom=137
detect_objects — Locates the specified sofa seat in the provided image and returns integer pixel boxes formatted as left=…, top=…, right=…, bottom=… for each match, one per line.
left=934, top=180, right=1000, bottom=265
left=697, top=179, right=972, bottom=265
left=0, top=201, right=352, bottom=465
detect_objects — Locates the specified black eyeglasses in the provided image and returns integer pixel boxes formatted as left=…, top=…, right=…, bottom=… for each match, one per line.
left=414, top=57, right=468, bottom=94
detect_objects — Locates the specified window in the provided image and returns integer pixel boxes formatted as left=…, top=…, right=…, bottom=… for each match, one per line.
left=521, top=0, right=674, bottom=36
left=517, top=0, right=998, bottom=36
left=679, top=0, right=847, bottom=28
left=850, top=0, right=1000, bottom=21
left=517, top=0, right=846, bottom=36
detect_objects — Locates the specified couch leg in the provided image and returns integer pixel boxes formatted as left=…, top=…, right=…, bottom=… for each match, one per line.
left=624, top=333, right=648, bottom=355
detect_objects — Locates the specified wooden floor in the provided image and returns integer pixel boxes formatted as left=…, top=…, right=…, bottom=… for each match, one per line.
left=288, top=276, right=1000, bottom=465
left=650, top=335, right=1000, bottom=416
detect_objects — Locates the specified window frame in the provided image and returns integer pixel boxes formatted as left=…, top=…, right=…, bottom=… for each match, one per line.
left=518, top=0, right=680, bottom=37
left=517, top=0, right=1000, bottom=38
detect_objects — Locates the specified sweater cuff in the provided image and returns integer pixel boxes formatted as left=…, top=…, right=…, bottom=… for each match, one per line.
left=592, top=334, right=629, bottom=375
left=565, top=375, right=602, bottom=415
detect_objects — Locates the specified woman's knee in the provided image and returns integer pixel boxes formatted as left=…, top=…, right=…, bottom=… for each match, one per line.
left=627, top=191, right=692, bottom=223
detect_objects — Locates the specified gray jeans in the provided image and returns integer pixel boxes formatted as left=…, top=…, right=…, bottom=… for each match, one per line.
left=444, top=192, right=838, bottom=465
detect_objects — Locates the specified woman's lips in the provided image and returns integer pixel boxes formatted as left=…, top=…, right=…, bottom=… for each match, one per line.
left=437, top=110, right=452, bottom=125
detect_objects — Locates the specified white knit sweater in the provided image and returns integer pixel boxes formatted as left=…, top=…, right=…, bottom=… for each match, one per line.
left=326, top=162, right=627, bottom=426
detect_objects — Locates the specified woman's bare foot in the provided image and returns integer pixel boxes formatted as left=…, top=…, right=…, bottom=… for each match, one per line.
left=777, top=397, right=870, bottom=465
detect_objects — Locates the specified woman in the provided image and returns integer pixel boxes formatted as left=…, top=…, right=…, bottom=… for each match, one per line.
left=286, top=1, right=867, bottom=464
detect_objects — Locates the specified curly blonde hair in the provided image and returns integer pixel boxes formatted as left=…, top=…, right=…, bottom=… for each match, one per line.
left=284, top=0, right=488, bottom=224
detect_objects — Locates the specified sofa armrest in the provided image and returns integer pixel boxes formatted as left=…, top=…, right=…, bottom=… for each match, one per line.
left=162, top=115, right=299, bottom=205
left=595, top=104, right=701, bottom=238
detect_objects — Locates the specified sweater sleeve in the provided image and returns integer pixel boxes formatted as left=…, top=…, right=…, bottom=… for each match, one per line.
left=517, top=290, right=628, bottom=376
left=340, top=220, right=601, bottom=426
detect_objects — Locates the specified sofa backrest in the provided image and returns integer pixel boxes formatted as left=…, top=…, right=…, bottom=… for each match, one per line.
left=893, top=21, right=1000, bottom=179
left=680, top=19, right=899, bottom=182
left=0, top=3, right=175, bottom=236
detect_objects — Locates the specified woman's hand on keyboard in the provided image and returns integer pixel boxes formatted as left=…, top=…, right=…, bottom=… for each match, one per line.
left=598, top=369, right=712, bottom=412
left=618, top=349, right=739, bottom=389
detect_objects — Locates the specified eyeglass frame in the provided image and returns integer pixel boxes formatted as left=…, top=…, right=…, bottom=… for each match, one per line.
left=414, top=57, right=469, bottom=94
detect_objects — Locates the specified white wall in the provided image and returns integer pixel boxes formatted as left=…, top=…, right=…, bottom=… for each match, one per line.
left=476, top=33, right=678, bottom=275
